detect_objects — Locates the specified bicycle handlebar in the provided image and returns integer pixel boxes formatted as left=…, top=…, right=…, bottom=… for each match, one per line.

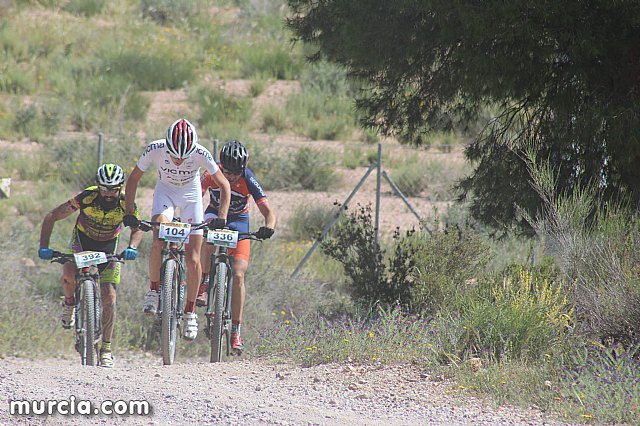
left=137, top=219, right=209, bottom=233
left=49, top=250, right=125, bottom=265
left=137, top=220, right=265, bottom=241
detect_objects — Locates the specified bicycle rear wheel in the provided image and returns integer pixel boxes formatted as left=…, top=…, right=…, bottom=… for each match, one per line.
left=210, top=260, right=228, bottom=363
left=79, top=279, right=98, bottom=366
left=161, top=259, right=179, bottom=365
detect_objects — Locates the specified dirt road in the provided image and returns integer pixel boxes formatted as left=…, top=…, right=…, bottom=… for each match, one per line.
left=0, top=354, right=575, bottom=425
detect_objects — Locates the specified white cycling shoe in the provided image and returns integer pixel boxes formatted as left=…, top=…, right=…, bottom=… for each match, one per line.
left=143, top=290, right=160, bottom=315
left=183, top=312, right=198, bottom=340
left=61, top=303, right=75, bottom=329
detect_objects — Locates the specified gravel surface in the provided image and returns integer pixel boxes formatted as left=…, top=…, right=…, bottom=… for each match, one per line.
left=0, top=354, right=581, bottom=425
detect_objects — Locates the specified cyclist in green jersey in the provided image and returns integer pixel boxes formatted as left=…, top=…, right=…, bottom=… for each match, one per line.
left=38, top=164, right=143, bottom=368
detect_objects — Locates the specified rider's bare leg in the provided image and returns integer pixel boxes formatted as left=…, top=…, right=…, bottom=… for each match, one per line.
left=101, top=282, right=117, bottom=342
left=184, top=234, right=204, bottom=311
left=231, top=258, right=248, bottom=324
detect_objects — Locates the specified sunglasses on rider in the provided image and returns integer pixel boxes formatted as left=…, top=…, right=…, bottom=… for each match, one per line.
left=223, top=169, right=243, bottom=177
left=98, top=185, right=122, bottom=193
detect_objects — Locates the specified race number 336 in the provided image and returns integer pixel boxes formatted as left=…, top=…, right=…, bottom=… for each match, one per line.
left=206, top=229, right=239, bottom=248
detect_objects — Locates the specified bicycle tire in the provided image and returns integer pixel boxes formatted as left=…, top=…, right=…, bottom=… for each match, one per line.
left=80, top=279, right=98, bottom=366
left=161, top=258, right=178, bottom=365
left=210, top=259, right=228, bottom=363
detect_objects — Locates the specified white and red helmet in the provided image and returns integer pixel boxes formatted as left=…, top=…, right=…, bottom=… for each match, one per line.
left=166, top=118, right=198, bottom=159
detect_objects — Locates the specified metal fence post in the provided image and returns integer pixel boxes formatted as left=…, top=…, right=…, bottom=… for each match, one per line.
left=382, top=170, right=430, bottom=235
left=213, top=139, right=219, bottom=162
left=291, top=163, right=378, bottom=278
left=374, top=143, right=382, bottom=245
left=97, top=132, right=104, bottom=168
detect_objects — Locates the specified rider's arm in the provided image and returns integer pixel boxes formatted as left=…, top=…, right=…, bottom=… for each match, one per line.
left=210, top=171, right=231, bottom=220
left=257, top=200, right=277, bottom=230
left=126, top=201, right=144, bottom=247
left=125, top=166, right=144, bottom=215
left=128, top=227, right=144, bottom=248
left=39, top=201, right=77, bottom=247
left=245, top=167, right=275, bottom=228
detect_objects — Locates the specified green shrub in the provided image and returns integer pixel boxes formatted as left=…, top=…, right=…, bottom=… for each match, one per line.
left=524, top=152, right=640, bottom=346
left=456, top=268, right=573, bottom=361
left=255, top=306, right=435, bottom=367
left=0, top=62, right=35, bottom=94
left=1, top=151, right=50, bottom=180
left=342, top=146, right=375, bottom=169
left=321, top=205, right=387, bottom=305
left=63, top=0, right=105, bottom=16
left=390, top=159, right=429, bottom=197
left=389, top=227, right=491, bottom=313
left=282, top=62, right=360, bottom=140
left=288, top=90, right=357, bottom=140
left=362, top=128, right=380, bottom=145
left=140, top=0, right=205, bottom=25
left=191, top=87, right=252, bottom=132
left=11, top=99, right=65, bottom=141
left=240, top=43, right=303, bottom=80
left=259, top=104, right=288, bottom=134
left=250, top=75, right=268, bottom=97
left=287, top=147, right=338, bottom=191
left=250, top=145, right=337, bottom=191
left=299, top=60, right=355, bottom=96
left=557, top=343, right=640, bottom=424
left=102, top=52, right=195, bottom=91
left=288, top=205, right=333, bottom=241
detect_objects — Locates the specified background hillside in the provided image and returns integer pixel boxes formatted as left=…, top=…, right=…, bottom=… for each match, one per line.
left=2, top=2, right=639, bottom=424
left=1, top=0, right=473, bottom=359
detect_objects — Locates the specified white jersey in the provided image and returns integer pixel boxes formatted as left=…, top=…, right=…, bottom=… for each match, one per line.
left=137, top=139, right=219, bottom=187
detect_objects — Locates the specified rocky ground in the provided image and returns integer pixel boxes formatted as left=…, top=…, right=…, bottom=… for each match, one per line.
left=0, top=353, right=580, bottom=426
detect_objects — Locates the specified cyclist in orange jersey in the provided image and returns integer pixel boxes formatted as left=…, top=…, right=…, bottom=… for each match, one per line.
left=199, top=140, right=277, bottom=355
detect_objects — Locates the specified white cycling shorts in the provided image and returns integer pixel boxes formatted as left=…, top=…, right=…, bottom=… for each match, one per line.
left=152, top=180, right=204, bottom=235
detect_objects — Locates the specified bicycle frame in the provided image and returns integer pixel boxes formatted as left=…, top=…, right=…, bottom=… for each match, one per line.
left=138, top=219, right=207, bottom=365
left=74, top=266, right=102, bottom=366
left=206, top=245, right=234, bottom=362
left=157, top=240, right=186, bottom=365
left=204, top=230, right=260, bottom=363
left=49, top=251, right=122, bottom=366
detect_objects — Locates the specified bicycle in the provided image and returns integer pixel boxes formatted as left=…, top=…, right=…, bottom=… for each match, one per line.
left=138, top=219, right=209, bottom=365
left=48, top=250, right=124, bottom=366
left=203, top=229, right=261, bottom=363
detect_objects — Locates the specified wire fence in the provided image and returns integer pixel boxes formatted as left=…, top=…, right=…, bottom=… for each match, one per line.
left=51, top=134, right=224, bottom=191
left=55, top=131, right=464, bottom=204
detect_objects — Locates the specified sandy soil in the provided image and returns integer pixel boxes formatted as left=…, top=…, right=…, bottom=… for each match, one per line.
left=0, top=354, right=575, bottom=425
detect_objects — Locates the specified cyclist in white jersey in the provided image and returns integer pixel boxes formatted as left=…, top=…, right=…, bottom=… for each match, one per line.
left=123, top=118, right=231, bottom=340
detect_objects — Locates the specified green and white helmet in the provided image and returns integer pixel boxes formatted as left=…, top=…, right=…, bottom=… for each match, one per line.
left=96, top=163, right=125, bottom=186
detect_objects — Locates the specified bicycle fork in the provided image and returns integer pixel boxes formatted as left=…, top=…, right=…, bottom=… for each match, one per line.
left=205, top=253, right=233, bottom=336
left=157, top=246, right=186, bottom=329
left=74, top=274, right=102, bottom=351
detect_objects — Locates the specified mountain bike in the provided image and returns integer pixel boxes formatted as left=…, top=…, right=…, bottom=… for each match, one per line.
left=204, top=229, right=261, bottom=363
left=49, top=250, right=124, bottom=366
left=138, top=219, right=208, bottom=365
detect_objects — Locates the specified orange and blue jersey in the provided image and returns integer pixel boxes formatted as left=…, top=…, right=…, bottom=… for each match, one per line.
left=201, top=166, right=267, bottom=219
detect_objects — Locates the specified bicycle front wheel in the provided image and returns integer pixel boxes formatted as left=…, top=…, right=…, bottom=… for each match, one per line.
left=79, top=279, right=98, bottom=366
left=210, top=260, right=228, bottom=363
left=161, top=259, right=179, bottom=365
